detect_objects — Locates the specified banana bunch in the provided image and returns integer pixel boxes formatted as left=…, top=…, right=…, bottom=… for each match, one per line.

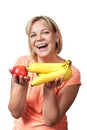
left=27, top=60, right=72, bottom=86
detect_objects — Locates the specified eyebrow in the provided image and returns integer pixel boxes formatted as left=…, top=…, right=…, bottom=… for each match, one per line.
left=30, top=28, right=50, bottom=33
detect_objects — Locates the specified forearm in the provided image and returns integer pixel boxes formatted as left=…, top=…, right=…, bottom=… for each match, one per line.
left=8, top=85, right=28, bottom=118
left=42, top=86, right=60, bottom=126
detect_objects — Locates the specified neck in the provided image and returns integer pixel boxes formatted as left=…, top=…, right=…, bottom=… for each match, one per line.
left=36, top=55, right=61, bottom=63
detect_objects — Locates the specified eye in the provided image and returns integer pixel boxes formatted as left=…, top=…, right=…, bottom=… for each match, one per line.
left=30, top=33, right=36, bottom=38
left=43, top=31, right=49, bottom=34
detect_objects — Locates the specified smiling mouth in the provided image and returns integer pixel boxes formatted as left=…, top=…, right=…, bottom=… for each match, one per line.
left=37, top=43, right=48, bottom=49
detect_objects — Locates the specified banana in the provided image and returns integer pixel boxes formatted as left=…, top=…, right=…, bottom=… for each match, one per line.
left=27, top=60, right=70, bottom=74
left=64, top=66, right=72, bottom=80
left=31, top=62, right=72, bottom=86
left=38, top=63, right=68, bottom=76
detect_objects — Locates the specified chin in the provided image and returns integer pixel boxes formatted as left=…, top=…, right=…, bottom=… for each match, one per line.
left=38, top=51, right=50, bottom=56
left=38, top=53, right=50, bottom=58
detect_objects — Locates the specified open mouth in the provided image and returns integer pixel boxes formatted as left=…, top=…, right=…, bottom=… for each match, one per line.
left=37, top=43, right=48, bottom=49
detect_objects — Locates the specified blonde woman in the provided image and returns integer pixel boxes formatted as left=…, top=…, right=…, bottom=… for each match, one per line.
left=8, top=16, right=81, bottom=130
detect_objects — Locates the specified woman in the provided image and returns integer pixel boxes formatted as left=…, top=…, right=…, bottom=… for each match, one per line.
left=8, top=16, right=81, bottom=130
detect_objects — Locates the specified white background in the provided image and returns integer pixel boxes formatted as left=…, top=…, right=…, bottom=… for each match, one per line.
left=0, top=0, right=87, bottom=130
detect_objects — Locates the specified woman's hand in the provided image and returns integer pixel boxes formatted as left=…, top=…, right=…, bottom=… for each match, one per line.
left=8, top=71, right=30, bottom=118
left=12, top=74, right=30, bottom=87
left=44, top=77, right=64, bottom=89
left=9, top=68, right=30, bottom=87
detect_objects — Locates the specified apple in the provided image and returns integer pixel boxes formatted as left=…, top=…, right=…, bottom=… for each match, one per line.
left=9, top=66, right=28, bottom=76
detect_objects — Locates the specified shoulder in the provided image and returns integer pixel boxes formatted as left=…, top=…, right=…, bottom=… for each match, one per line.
left=62, top=60, right=81, bottom=87
left=66, top=63, right=81, bottom=86
left=14, top=55, right=33, bottom=66
left=71, top=64, right=81, bottom=75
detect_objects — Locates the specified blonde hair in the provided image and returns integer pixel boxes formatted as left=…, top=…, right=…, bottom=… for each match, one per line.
left=26, top=16, right=63, bottom=59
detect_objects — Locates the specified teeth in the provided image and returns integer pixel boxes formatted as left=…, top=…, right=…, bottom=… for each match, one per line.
left=37, top=43, right=47, bottom=48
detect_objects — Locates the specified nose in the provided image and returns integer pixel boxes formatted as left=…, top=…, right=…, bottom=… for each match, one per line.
left=37, top=34, right=44, bottom=41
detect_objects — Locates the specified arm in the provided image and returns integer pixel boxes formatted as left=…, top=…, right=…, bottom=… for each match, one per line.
left=8, top=74, right=30, bottom=119
left=42, top=80, right=80, bottom=127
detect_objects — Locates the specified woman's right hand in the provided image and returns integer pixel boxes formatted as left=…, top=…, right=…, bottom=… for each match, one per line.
left=9, top=68, right=30, bottom=87
left=11, top=73, right=30, bottom=87
left=8, top=71, right=30, bottom=118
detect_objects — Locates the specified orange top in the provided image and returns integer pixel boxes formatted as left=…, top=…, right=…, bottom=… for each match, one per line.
left=12, top=56, right=81, bottom=130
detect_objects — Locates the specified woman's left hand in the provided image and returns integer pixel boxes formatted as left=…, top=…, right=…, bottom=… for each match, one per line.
left=44, top=77, right=64, bottom=89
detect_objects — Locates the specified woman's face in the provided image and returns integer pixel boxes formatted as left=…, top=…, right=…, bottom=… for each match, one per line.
left=29, top=19, right=59, bottom=58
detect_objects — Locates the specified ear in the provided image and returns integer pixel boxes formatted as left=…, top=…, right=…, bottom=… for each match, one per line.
left=55, top=31, right=59, bottom=42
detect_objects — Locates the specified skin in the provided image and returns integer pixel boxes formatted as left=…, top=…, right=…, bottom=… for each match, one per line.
left=8, top=19, right=80, bottom=127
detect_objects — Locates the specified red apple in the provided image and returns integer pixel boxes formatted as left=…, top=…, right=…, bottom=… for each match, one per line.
left=9, top=66, right=28, bottom=76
